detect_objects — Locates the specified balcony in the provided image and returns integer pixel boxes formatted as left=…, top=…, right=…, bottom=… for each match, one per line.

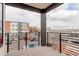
left=4, top=3, right=79, bottom=56
left=5, top=32, right=79, bottom=56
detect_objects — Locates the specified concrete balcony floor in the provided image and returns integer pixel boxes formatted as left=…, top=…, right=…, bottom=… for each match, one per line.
left=6, top=46, right=66, bottom=56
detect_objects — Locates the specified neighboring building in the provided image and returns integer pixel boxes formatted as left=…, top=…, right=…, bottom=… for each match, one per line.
left=5, top=21, right=29, bottom=33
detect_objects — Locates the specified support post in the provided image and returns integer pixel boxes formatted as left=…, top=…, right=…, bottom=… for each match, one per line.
left=18, top=22, right=21, bottom=50
left=41, top=9, right=46, bottom=46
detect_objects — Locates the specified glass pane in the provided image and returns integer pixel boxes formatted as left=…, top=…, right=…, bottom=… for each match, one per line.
left=0, top=3, right=3, bottom=47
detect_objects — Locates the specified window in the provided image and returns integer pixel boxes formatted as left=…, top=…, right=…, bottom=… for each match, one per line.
left=12, top=24, right=14, bottom=27
left=16, top=29, right=17, bottom=31
left=21, top=25, right=22, bottom=27
left=21, top=29, right=23, bottom=31
left=16, top=25, right=17, bottom=27
left=12, top=29, right=14, bottom=31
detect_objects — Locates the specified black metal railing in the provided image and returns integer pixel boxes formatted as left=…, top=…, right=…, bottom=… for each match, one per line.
left=6, top=33, right=9, bottom=53
left=6, top=32, right=41, bottom=53
left=60, top=33, right=79, bottom=56
left=6, top=32, right=79, bottom=55
left=47, top=32, right=79, bottom=55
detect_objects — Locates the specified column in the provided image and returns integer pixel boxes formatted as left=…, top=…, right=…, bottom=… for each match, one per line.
left=41, top=9, right=46, bottom=46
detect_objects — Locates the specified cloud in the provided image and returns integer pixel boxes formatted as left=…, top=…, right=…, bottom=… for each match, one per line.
left=47, top=3, right=79, bottom=29
left=47, top=10, right=78, bottom=19
left=6, top=5, right=41, bottom=28
left=67, top=3, right=79, bottom=10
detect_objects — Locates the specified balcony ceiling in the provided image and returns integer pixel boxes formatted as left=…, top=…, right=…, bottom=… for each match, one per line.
left=24, top=3, right=52, bottom=9
left=6, top=3, right=63, bottom=13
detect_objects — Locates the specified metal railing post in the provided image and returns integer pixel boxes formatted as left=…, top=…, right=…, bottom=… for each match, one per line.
left=18, top=33, right=20, bottom=50
left=7, top=33, right=9, bottom=53
left=59, top=33, right=62, bottom=53
left=26, top=32, right=28, bottom=48
left=47, top=32, right=49, bottom=46
left=38, top=32, right=40, bottom=46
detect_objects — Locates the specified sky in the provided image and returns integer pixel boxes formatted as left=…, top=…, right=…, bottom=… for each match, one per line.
left=6, top=3, right=79, bottom=29
left=47, top=3, right=79, bottom=29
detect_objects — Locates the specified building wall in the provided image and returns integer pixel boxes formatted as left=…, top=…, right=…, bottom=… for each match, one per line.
left=5, top=21, right=29, bottom=33
left=5, top=21, right=11, bottom=33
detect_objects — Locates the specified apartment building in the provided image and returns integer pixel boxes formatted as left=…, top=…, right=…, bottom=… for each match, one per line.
left=5, top=21, right=29, bottom=33
left=5, top=21, right=30, bottom=43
